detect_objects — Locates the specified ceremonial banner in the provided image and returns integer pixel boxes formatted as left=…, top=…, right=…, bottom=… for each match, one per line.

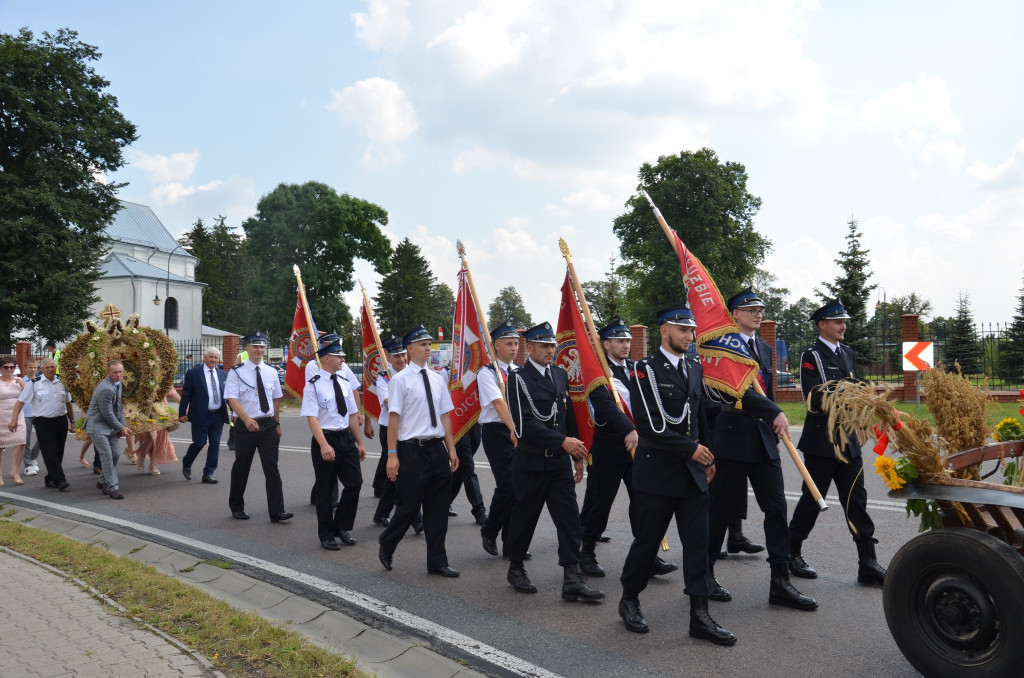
left=285, top=292, right=319, bottom=398
left=669, top=231, right=761, bottom=400
left=360, top=302, right=385, bottom=421
left=556, top=272, right=609, bottom=450
left=448, top=267, right=490, bottom=443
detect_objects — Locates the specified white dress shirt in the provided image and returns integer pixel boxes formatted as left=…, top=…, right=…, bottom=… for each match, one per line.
left=223, top=360, right=283, bottom=419
left=18, top=375, right=71, bottom=418
left=300, top=368, right=358, bottom=430
left=388, top=362, right=454, bottom=440
left=478, top=360, right=511, bottom=424
left=607, top=358, right=632, bottom=413
left=376, top=366, right=402, bottom=422
left=205, top=366, right=223, bottom=411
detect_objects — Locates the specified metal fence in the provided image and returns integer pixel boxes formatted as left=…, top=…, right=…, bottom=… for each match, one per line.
left=172, top=338, right=229, bottom=386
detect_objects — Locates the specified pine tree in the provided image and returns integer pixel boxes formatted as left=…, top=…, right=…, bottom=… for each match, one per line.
left=946, top=291, right=980, bottom=374
left=1000, top=275, right=1024, bottom=381
left=818, top=218, right=876, bottom=368
left=374, top=238, right=447, bottom=339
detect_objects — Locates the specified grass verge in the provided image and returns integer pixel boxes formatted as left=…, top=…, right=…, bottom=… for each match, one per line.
left=778, top=400, right=1022, bottom=430
left=0, top=518, right=366, bottom=678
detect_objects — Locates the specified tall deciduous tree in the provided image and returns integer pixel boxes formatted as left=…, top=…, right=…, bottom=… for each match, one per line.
left=0, top=28, right=138, bottom=341
left=487, top=286, right=533, bottom=329
left=581, top=259, right=627, bottom=328
left=946, top=291, right=980, bottom=374
left=750, top=269, right=790, bottom=323
left=818, top=218, right=876, bottom=368
left=242, top=181, right=391, bottom=342
left=613, top=148, right=770, bottom=325
left=178, top=216, right=250, bottom=333
left=374, top=238, right=446, bottom=339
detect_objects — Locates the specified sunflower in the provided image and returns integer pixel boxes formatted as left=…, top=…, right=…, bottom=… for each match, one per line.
left=873, top=454, right=906, bottom=490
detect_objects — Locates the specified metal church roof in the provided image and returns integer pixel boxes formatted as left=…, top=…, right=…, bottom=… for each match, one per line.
left=105, top=200, right=197, bottom=258
left=99, top=252, right=204, bottom=285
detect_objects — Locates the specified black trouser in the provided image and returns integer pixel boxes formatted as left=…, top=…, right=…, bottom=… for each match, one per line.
left=709, top=458, right=790, bottom=564
left=620, top=479, right=713, bottom=597
left=378, top=439, right=452, bottom=569
left=504, top=458, right=582, bottom=566
left=372, top=423, right=388, bottom=493
left=33, top=416, right=68, bottom=485
left=449, top=425, right=484, bottom=511
left=580, top=437, right=636, bottom=543
left=789, top=454, right=875, bottom=543
left=228, top=417, right=285, bottom=517
left=480, top=423, right=516, bottom=543
left=311, top=429, right=362, bottom=540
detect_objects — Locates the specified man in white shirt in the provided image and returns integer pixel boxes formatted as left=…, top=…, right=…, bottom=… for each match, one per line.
left=10, top=358, right=72, bottom=490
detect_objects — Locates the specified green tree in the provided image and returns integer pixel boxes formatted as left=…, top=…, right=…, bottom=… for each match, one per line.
left=487, top=286, right=533, bottom=329
left=241, top=181, right=391, bottom=343
left=0, top=28, right=138, bottom=341
left=613, top=148, right=770, bottom=325
left=775, top=297, right=818, bottom=369
left=427, top=282, right=457, bottom=343
left=1001, top=276, right=1024, bottom=381
left=818, top=218, right=876, bottom=368
left=872, top=292, right=934, bottom=374
left=178, top=216, right=250, bottom=333
left=750, top=268, right=790, bottom=323
left=374, top=238, right=445, bottom=338
left=581, top=259, right=627, bottom=328
left=946, top=292, right=980, bottom=374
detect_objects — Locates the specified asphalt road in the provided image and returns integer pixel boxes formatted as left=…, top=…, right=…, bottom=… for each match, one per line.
left=1, top=412, right=924, bottom=678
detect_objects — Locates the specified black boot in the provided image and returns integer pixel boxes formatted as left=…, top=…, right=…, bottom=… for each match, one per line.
left=788, top=537, right=817, bottom=579
left=769, top=561, right=817, bottom=611
left=507, top=564, right=537, bottom=594
left=618, top=591, right=649, bottom=634
left=727, top=517, right=765, bottom=554
left=709, top=564, right=732, bottom=602
left=856, top=541, right=886, bottom=585
left=688, top=596, right=737, bottom=646
left=562, top=564, right=604, bottom=602
left=650, top=556, right=678, bottom=576
left=580, top=541, right=605, bottom=577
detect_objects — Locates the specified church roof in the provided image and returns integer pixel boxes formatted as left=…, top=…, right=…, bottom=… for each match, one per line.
left=106, top=201, right=197, bottom=258
left=99, top=252, right=205, bottom=285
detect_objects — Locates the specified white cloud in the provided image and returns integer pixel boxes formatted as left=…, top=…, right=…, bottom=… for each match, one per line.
left=917, top=138, right=966, bottom=172
left=968, top=139, right=1024, bottom=187
left=427, top=2, right=533, bottom=80
left=328, top=78, right=419, bottom=167
left=129, top=150, right=200, bottom=184
left=856, top=76, right=961, bottom=135
left=351, top=0, right=412, bottom=52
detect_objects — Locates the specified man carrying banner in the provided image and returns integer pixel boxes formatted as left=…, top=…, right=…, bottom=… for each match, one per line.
left=618, top=302, right=733, bottom=643
left=504, top=322, right=603, bottom=603
left=703, top=288, right=817, bottom=611
left=479, top=321, right=522, bottom=558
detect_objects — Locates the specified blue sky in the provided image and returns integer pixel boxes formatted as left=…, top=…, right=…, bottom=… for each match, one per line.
left=6, top=1, right=1023, bottom=325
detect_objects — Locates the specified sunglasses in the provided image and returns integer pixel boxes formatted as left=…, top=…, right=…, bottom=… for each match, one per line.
left=1, top=365, right=16, bottom=370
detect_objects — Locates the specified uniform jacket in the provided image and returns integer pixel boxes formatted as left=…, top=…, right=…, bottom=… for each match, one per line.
left=628, top=352, right=711, bottom=496
left=797, top=338, right=862, bottom=459
left=179, top=364, right=230, bottom=426
left=589, top=358, right=636, bottom=465
left=508, top=361, right=578, bottom=472
left=84, top=377, right=126, bottom=435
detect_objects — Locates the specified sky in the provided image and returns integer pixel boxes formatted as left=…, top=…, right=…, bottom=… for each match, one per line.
left=6, top=0, right=1024, bottom=327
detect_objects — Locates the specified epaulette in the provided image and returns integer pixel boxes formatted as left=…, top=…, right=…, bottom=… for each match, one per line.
left=308, top=374, right=320, bottom=384
left=232, top=364, right=243, bottom=371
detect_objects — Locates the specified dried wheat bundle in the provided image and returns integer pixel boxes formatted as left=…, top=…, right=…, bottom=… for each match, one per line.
left=920, top=361, right=991, bottom=455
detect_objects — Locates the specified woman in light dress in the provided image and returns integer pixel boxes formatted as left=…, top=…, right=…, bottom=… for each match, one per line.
left=0, top=355, right=27, bottom=485
left=135, top=385, right=181, bottom=475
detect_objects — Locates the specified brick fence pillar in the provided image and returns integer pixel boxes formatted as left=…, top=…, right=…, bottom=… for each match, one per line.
left=514, top=329, right=527, bottom=367
left=760, top=320, right=778, bottom=401
left=15, top=341, right=31, bottom=375
left=629, top=325, right=648, bottom=361
left=901, top=314, right=919, bottom=401
left=223, top=333, right=240, bottom=368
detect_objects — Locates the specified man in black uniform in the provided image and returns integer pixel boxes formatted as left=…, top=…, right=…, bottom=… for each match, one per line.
left=504, top=322, right=603, bottom=602
left=704, top=288, right=816, bottom=611
left=788, top=300, right=886, bottom=585
left=579, top=319, right=677, bottom=579
left=618, top=302, right=734, bottom=644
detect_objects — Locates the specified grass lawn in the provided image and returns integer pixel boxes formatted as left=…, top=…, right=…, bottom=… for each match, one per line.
left=779, top=399, right=1022, bottom=431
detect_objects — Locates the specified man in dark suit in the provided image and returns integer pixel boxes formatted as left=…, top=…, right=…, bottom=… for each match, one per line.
left=704, top=287, right=816, bottom=612
left=179, top=347, right=229, bottom=484
left=504, top=321, right=603, bottom=603
left=617, top=302, right=733, bottom=644
left=788, top=299, right=886, bottom=585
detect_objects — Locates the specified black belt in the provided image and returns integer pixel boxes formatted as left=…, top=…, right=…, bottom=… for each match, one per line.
left=595, top=428, right=625, bottom=442
left=637, top=436, right=677, bottom=451
left=517, top=441, right=560, bottom=457
left=35, top=415, right=68, bottom=420
left=481, top=422, right=507, bottom=430
left=400, top=437, right=443, bottom=447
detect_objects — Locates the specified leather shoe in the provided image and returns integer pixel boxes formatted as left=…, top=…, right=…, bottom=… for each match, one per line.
left=619, top=596, right=649, bottom=634
left=482, top=535, right=498, bottom=556
left=413, top=522, right=424, bottom=535
left=428, top=566, right=460, bottom=578
left=337, top=530, right=357, bottom=546
left=321, top=538, right=341, bottom=551
left=105, top=488, right=124, bottom=500
left=373, top=516, right=391, bottom=527
left=709, top=576, right=732, bottom=602
left=201, top=475, right=218, bottom=484
left=232, top=511, right=250, bottom=520
left=472, top=508, right=488, bottom=525
left=379, top=546, right=393, bottom=571
left=597, top=533, right=611, bottom=543
left=689, top=596, right=737, bottom=646
left=45, top=479, right=59, bottom=489
left=507, top=564, right=537, bottom=593
left=789, top=553, right=818, bottom=579
left=651, top=556, right=678, bottom=576
left=57, top=480, right=71, bottom=492
left=182, top=466, right=192, bottom=480
left=270, top=512, right=294, bottom=523
left=448, top=506, right=457, bottom=517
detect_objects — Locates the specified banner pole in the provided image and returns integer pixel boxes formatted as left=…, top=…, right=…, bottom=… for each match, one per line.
left=293, top=265, right=321, bottom=369
left=456, top=240, right=508, bottom=402
left=358, top=279, right=390, bottom=378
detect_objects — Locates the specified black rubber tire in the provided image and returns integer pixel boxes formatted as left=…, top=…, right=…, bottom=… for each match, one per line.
left=884, top=527, right=1024, bottom=678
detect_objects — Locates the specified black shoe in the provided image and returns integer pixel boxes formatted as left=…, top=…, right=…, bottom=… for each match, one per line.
left=503, top=550, right=532, bottom=560
left=580, top=543, right=605, bottom=578
left=562, top=564, right=604, bottom=602
left=507, top=564, right=537, bottom=593
left=597, top=533, right=611, bottom=543
left=413, top=522, right=424, bottom=535
left=57, top=481, right=71, bottom=492
left=709, top=573, right=732, bottom=602
left=45, top=479, right=59, bottom=489
left=856, top=541, right=886, bottom=585
left=232, top=511, right=250, bottom=520
left=448, top=506, right=457, bottom=517
left=651, top=556, right=678, bottom=576
left=373, top=516, right=391, bottom=527
left=429, top=566, right=460, bottom=578
left=482, top=535, right=498, bottom=556
left=789, top=553, right=817, bottom=579
left=689, top=596, right=737, bottom=646
left=379, top=546, right=393, bottom=571
left=183, top=466, right=192, bottom=480
left=270, top=512, right=294, bottom=523
left=619, top=596, right=649, bottom=634
left=769, top=562, right=818, bottom=611
left=727, top=518, right=765, bottom=554
left=202, top=475, right=218, bottom=484
left=103, top=486, right=122, bottom=499
left=472, top=508, right=488, bottom=526
left=337, top=531, right=357, bottom=546
left=321, top=538, right=341, bottom=551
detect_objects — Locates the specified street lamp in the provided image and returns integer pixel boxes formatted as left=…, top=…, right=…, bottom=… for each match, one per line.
left=164, top=244, right=188, bottom=333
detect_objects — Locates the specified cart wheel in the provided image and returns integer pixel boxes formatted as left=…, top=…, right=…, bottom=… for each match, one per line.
left=884, top=528, right=1024, bottom=678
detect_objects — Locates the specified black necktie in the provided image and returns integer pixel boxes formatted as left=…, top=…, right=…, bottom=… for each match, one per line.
left=255, top=366, right=270, bottom=413
left=748, top=338, right=757, bottom=360
left=678, top=359, right=688, bottom=387
left=836, top=346, right=842, bottom=358
left=331, top=374, right=348, bottom=416
left=545, top=367, right=555, bottom=389
left=421, top=369, right=437, bottom=427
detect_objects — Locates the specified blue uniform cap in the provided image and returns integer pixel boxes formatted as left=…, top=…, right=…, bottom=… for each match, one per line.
left=318, top=332, right=339, bottom=345
left=403, top=324, right=433, bottom=348
left=598, top=318, right=632, bottom=341
left=316, top=341, right=345, bottom=358
left=243, top=331, right=269, bottom=346
left=524, top=321, right=557, bottom=344
left=491, top=320, right=519, bottom=343
left=656, top=302, right=696, bottom=327
left=382, top=335, right=407, bottom=355
left=727, top=287, right=765, bottom=312
left=811, top=299, right=851, bottom=323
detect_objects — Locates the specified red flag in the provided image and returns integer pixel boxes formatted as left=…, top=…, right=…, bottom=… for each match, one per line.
left=669, top=231, right=761, bottom=400
left=360, top=303, right=385, bottom=421
left=285, top=294, right=318, bottom=398
left=448, top=267, right=490, bottom=443
left=555, top=272, right=609, bottom=450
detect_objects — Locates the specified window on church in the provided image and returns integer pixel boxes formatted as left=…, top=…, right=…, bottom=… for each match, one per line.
left=165, top=297, right=179, bottom=330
